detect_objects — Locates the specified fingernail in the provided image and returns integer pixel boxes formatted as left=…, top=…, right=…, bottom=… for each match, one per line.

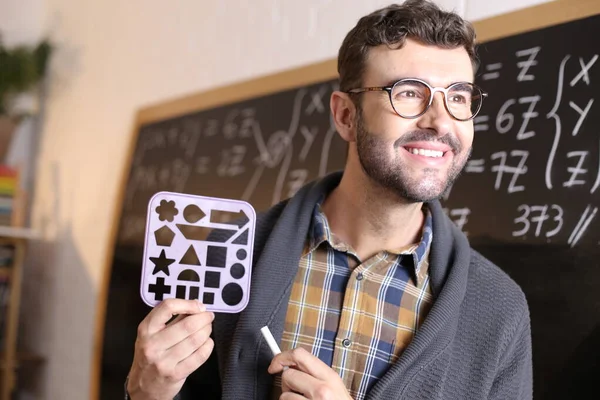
left=197, top=301, right=206, bottom=312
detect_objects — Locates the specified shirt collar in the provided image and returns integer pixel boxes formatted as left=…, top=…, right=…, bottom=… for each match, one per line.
left=305, top=196, right=433, bottom=285
left=306, top=195, right=335, bottom=254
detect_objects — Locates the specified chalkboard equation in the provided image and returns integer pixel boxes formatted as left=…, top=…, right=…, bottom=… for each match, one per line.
left=118, top=80, right=346, bottom=245
left=442, top=19, right=600, bottom=248
left=120, top=31, right=600, bottom=250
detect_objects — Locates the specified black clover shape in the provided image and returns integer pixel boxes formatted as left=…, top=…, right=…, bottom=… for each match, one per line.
left=156, top=199, right=179, bottom=222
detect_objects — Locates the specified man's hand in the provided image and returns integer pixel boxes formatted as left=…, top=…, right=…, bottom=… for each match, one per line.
left=268, top=347, right=353, bottom=400
left=127, top=298, right=215, bottom=400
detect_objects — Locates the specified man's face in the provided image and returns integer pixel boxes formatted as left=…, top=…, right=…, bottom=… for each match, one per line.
left=353, top=39, right=475, bottom=202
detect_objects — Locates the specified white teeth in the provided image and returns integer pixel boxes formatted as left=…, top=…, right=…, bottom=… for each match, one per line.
left=408, top=148, right=444, bottom=158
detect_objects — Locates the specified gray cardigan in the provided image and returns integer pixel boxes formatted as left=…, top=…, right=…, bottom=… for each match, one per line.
left=179, top=171, right=532, bottom=399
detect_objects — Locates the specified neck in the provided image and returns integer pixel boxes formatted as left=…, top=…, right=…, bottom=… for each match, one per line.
left=321, top=168, right=425, bottom=261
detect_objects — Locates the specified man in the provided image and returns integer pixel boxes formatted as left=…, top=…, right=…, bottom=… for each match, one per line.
left=126, top=1, right=532, bottom=399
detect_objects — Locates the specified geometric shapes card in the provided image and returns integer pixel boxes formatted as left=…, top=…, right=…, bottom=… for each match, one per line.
left=143, top=191, right=257, bottom=312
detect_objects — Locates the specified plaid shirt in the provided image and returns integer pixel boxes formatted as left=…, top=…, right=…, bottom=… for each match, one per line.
left=273, top=202, right=433, bottom=399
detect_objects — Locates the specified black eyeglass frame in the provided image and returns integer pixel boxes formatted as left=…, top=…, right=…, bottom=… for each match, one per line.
left=346, top=78, right=488, bottom=122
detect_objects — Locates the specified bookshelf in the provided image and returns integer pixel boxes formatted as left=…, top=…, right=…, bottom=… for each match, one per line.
left=0, top=229, right=39, bottom=400
left=0, top=164, right=40, bottom=399
left=0, top=227, right=37, bottom=400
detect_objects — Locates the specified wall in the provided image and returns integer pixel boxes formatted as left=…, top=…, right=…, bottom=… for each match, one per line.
left=0, top=0, right=46, bottom=46
left=1, top=0, right=553, bottom=398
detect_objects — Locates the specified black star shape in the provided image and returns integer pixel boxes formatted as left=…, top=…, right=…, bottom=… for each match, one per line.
left=149, top=249, right=176, bottom=276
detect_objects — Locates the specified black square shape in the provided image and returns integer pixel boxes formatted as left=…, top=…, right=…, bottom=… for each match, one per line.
left=206, top=246, right=227, bottom=268
left=203, top=292, right=215, bottom=305
left=205, top=271, right=221, bottom=288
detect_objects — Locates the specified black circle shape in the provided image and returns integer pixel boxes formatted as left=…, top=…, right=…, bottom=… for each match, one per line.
left=222, top=283, right=244, bottom=306
left=230, top=263, right=245, bottom=279
left=236, top=249, right=247, bottom=260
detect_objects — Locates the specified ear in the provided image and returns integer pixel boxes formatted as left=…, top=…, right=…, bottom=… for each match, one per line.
left=330, top=91, right=357, bottom=143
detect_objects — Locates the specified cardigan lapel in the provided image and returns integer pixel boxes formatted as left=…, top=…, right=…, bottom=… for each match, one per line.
left=219, top=172, right=344, bottom=399
left=366, top=200, right=471, bottom=399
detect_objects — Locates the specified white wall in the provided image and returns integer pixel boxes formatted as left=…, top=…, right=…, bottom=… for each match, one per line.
left=2, top=0, right=553, bottom=398
left=0, top=0, right=46, bottom=46
left=466, top=0, right=552, bottom=20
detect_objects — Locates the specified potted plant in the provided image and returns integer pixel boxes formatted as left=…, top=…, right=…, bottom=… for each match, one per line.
left=0, top=34, right=51, bottom=160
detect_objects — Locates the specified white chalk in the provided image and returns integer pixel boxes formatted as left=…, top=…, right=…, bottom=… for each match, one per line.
left=260, top=326, right=281, bottom=356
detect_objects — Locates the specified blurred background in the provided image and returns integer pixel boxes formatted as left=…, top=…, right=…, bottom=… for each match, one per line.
left=0, top=0, right=572, bottom=399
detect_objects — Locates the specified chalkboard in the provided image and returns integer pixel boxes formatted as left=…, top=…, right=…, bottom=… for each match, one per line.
left=93, top=2, right=600, bottom=399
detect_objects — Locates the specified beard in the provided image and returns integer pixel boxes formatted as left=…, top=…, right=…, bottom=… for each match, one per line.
left=355, top=111, right=471, bottom=203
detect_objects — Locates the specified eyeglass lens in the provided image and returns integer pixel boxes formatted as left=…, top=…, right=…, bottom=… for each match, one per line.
left=390, top=80, right=483, bottom=120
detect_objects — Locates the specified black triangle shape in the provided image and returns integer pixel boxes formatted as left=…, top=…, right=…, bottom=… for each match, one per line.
left=232, top=228, right=249, bottom=245
left=180, top=245, right=202, bottom=265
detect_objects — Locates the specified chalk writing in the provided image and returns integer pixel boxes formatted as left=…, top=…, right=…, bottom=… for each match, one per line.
left=516, top=46, right=540, bottom=81
left=490, top=150, right=528, bottom=193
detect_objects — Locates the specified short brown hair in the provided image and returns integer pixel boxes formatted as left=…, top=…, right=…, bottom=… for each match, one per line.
left=337, top=0, right=478, bottom=92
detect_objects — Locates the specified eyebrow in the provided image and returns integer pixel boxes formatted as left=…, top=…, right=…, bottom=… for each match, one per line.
left=382, top=77, right=412, bottom=87
left=382, top=77, right=475, bottom=87
left=450, top=82, right=475, bottom=91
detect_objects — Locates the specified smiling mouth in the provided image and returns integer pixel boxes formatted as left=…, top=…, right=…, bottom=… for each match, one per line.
left=404, top=147, right=446, bottom=158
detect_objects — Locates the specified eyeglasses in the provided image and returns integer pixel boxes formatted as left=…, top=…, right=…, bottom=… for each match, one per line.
left=346, top=78, right=488, bottom=121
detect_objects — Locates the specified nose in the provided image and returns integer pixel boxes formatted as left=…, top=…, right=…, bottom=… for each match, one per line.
left=416, top=92, right=453, bottom=136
